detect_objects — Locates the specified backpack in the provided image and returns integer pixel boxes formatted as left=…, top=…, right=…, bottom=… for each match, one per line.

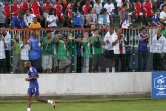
left=94, top=37, right=101, bottom=48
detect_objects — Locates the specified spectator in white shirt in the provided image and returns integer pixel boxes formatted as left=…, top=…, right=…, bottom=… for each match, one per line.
left=20, top=38, right=31, bottom=73
left=93, top=0, right=103, bottom=15
left=150, top=29, right=166, bottom=71
left=24, top=9, right=36, bottom=28
left=160, top=5, right=166, bottom=26
left=104, top=0, right=115, bottom=25
left=0, top=30, right=7, bottom=73
left=46, top=8, right=58, bottom=28
left=2, top=27, right=11, bottom=73
left=85, top=8, right=97, bottom=28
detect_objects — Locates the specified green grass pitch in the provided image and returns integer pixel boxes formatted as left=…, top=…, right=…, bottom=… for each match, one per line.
left=0, top=98, right=166, bottom=111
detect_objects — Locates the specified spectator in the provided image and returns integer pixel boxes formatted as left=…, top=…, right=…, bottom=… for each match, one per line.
left=20, top=0, right=29, bottom=13
left=160, top=5, right=166, bottom=26
left=104, top=27, right=116, bottom=73
left=12, top=12, right=25, bottom=29
left=46, top=9, right=58, bottom=28
left=4, top=0, right=10, bottom=27
left=53, top=0, right=65, bottom=27
left=24, top=9, right=36, bottom=27
left=93, top=0, right=103, bottom=15
left=98, top=8, right=110, bottom=28
left=30, top=0, right=41, bottom=18
left=43, top=0, right=53, bottom=18
left=0, top=30, right=7, bottom=73
left=82, top=0, right=92, bottom=15
left=134, top=0, right=143, bottom=26
left=0, top=2, right=5, bottom=27
left=138, top=27, right=150, bottom=72
left=13, top=34, right=21, bottom=73
left=29, top=17, right=41, bottom=36
left=159, top=0, right=166, bottom=12
left=151, top=9, right=161, bottom=26
left=104, top=0, right=115, bottom=25
left=11, top=0, right=20, bottom=17
left=42, top=31, right=55, bottom=73
left=150, top=29, right=166, bottom=71
left=65, top=0, right=72, bottom=27
left=85, top=8, right=97, bottom=28
left=116, top=0, right=122, bottom=10
left=119, top=3, right=129, bottom=28
left=20, top=38, right=31, bottom=73
left=28, top=32, right=41, bottom=72
left=2, top=27, right=11, bottom=73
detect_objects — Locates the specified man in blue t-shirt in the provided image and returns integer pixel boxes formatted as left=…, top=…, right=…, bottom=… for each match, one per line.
left=24, top=61, right=56, bottom=111
left=138, top=27, right=150, bottom=72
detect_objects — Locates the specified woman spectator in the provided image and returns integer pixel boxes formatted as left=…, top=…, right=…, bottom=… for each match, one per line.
left=85, top=8, right=97, bottom=28
left=46, top=8, right=58, bottom=28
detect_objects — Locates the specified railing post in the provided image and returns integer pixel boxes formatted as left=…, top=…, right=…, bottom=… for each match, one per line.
left=132, top=29, right=136, bottom=72
left=10, top=30, right=13, bottom=73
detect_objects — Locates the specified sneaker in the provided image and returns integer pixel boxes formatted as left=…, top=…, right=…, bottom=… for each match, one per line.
left=51, top=101, right=56, bottom=109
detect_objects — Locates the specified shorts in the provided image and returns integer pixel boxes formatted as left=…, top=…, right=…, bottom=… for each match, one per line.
left=53, top=55, right=58, bottom=67
left=59, top=59, right=70, bottom=69
left=134, top=12, right=143, bottom=16
left=92, top=54, right=102, bottom=67
left=144, top=11, right=153, bottom=16
left=27, top=87, right=39, bottom=96
left=42, top=55, right=53, bottom=70
left=56, top=12, right=64, bottom=20
left=105, top=50, right=115, bottom=59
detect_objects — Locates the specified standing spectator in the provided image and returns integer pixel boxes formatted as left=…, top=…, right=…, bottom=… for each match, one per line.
left=12, top=12, right=25, bottom=29
left=134, top=0, right=143, bottom=26
left=82, top=0, right=92, bottom=15
left=151, top=9, right=161, bottom=26
left=11, top=0, right=20, bottom=17
left=2, top=27, right=11, bottom=73
left=104, top=0, right=115, bottom=25
left=160, top=5, right=166, bottom=26
left=0, top=30, right=6, bottom=73
left=43, top=0, right=53, bottom=18
left=29, top=17, right=41, bottom=36
left=138, top=27, right=150, bottom=72
left=4, top=0, right=10, bottom=27
left=0, top=2, right=5, bottom=27
left=104, top=27, right=116, bottom=73
left=90, top=29, right=103, bottom=72
left=65, top=0, right=72, bottom=27
left=119, top=3, right=129, bottom=28
left=98, top=8, right=110, bottom=28
left=85, top=8, right=97, bottom=28
left=150, top=29, right=166, bottom=71
left=30, top=0, right=41, bottom=18
left=28, top=32, right=41, bottom=72
left=13, top=34, right=21, bottom=73
left=24, top=9, right=36, bottom=27
left=46, top=9, right=58, bottom=28
left=93, top=0, right=103, bottom=15
left=20, top=38, right=31, bottom=73
left=20, top=0, right=29, bottom=13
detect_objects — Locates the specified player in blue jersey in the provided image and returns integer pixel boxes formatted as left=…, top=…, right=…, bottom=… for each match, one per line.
left=24, top=61, right=56, bottom=111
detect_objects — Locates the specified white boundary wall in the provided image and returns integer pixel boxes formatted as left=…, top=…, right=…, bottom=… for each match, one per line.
left=0, top=72, right=151, bottom=95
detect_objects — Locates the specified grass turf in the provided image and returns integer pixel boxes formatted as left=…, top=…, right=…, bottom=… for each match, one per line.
left=0, top=98, right=166, bottom=111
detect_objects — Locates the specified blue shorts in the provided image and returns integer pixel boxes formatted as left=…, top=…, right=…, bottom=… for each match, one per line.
left=27, top=87, right=39, bottom=96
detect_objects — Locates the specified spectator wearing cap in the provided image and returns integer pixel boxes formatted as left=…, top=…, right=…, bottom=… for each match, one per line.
left=0, top=30, right=7, bottom=73
left=160, top=5, right=166, bottom=26
left=12, top=12, right=25, bottom=29
left=85, top=8, right=97, bottom=28
left=24, top=9, right=36, bottom=27
left=46, top=8, right=58, bottom=28
left=20, top=0, right=29, bottom=13
left=93, top=0, right=103, bottom=15
left=2, top=27, right=11, bottom=73
left=4, top=0, right=10, bottom=27
left=11, top=0, right=20, bottom=17
left=98, top=8, right=110, bottom=28
left=138, top=27, right=150, bottom=72
left=43, top=0, right=53, bottom=19
left=30, top=0, right=41, bottom=18
left=82, top=0, right=92, bottom=15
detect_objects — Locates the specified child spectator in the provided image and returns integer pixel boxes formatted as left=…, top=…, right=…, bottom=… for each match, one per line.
left=46, top=9, right=58, bottom=28
left=20, top=0, right=29, bottom=13
left=11, top=0, right=20, bottom=17
left=29, top=17, right=41, bottom=36
left=151, top=9, right=161, bottom=26
left=43, top=0, right=53, bottom=19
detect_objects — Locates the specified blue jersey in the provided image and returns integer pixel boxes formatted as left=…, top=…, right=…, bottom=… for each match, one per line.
left=28, top=67, right=39, bottom=88
left=138, top=33, right=148, bottom=52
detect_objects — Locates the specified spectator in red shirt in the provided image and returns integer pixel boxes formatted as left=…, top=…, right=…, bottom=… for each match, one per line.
left=30, top=0, right=41, bottom=18
left=4, top=0, right=10, bottom=27
left=134, top=0, right=143, bottom=26
left=43, top=0, right=53, bottom=19
left=65, top=0, right=72, bottom=27
left=20, top=0, right=29, bottom=13
left=82, top=0, right=92, bottom=15
left=11, top=0, right=20, bottom=17
left=53, top=0, right=65, bottom=27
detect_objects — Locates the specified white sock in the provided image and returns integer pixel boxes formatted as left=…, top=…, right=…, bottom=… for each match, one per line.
left=106, top=68, right=109, bottom=73
left=47, top=100, right=53, bottom=104
left=112, top=67, right=115, bottom=73
left=27, top=108, right=30, bottom=111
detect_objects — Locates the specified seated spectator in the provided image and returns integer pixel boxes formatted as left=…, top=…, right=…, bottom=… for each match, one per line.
left=46, top=9, right=58, bottom=28
left=115, top=0, right=122, bottom=11
left=53, top=0, right=65, bottom=27
left=43, top=0, right=53, bottom=19
left=74, top=1, right=83, bottom=28
left=29, top=17, right=41, bottom=36
left=159, top=0, right=166, bottom=12
left=104, top=0, right=115, bottom=25
left=134, top=0, right=143, bottom=26
left=65, top=0, right=72, bottom=27
left=93, top=0, right=103, bottom=15
left=82, top=0, right=92, bottom=15
left=85, top=8, right=97, bottom=28
left=30, top=0, right=41, bottom=18
left=12, top=12, right=25, bottom=29
left=122, top=0, right=132, bottom=25
left=160, top=5, right=166, bottom=26
left=0, top=3, right=5, bottom=27
left=4, top=0, right=10, bottom=27
left=151, top=9, right=161, bottom=26
left=24, top=9, right=36, bottom=27
left=119, top=3, right=129, bottom=28
left=11, top=0, right=20, bottom=17
left=20, top=0, right=29, bottom=13
left=98, top=8, right=110, bottom=28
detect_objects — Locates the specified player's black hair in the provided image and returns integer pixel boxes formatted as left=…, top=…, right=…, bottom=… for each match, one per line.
left=122, top=3, right=127, bottom=7
left=46, top=30, right=52, bottom=34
